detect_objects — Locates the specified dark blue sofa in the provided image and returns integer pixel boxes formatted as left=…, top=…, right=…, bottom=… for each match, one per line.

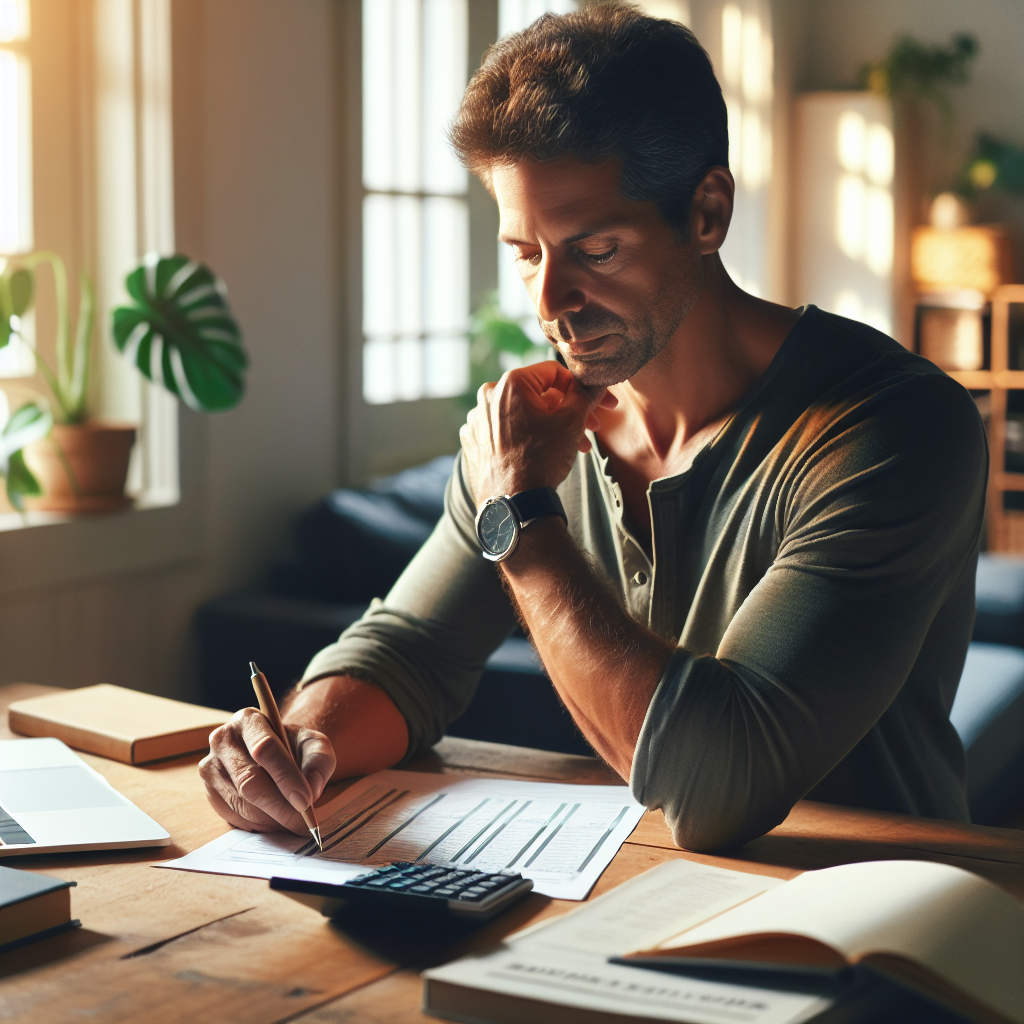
left=196, top=457, right=1024, bottom=824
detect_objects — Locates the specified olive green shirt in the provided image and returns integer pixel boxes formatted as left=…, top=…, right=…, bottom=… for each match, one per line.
left=302, top=307, right=987, bottom=851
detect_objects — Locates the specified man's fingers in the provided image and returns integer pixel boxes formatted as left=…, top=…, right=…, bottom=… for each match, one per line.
left=292, top=727, right=337, bottom=802
left=237, top=708, right=313, bottom=813
left=212, top=713, right=308, bottom=829
left=199, top=752, right=305, bottom=833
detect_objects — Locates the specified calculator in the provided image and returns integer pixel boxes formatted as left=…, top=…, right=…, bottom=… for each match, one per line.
left=269, top=862, right=534, bottom=922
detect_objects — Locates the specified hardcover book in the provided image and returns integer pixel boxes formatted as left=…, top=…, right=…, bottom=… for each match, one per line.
left=8, top=684, right=232, bottom=765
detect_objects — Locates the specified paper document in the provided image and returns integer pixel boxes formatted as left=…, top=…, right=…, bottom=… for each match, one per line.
left=424, top=859, right=831, bottom=1024
left=159, top=769, right=645, bottom=900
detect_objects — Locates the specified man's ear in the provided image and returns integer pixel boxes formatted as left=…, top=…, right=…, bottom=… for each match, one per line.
left=691, top=167, right=734, bottom=255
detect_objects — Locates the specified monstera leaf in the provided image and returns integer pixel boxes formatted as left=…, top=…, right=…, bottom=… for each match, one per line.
left=112, top=254, right=247, bottom=412
left=0, top=395, right=52, bottom=511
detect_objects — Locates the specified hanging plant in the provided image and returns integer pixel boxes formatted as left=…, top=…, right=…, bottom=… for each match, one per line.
left=112, top=254, right=247, bottom=412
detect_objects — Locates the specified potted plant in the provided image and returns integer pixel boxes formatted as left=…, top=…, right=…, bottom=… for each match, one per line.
left=0, top=252, right=246, bottom=513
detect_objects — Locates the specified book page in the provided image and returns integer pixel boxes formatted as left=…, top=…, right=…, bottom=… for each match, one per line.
left=424, top=860, right=828, bottom=1024
left=649, top=860, right=1024, bottom=1024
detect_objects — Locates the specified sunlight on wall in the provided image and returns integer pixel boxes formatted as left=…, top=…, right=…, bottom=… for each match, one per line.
left=718, top=0, right=772, bottom=298
left=795, top=93, right=893, bottom=336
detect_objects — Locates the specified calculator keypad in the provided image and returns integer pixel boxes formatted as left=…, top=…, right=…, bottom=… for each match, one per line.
left=344, top=862, right=525, bottom=903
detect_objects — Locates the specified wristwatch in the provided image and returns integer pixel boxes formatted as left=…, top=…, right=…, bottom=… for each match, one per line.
left=475, top=487, right=567, bottom=562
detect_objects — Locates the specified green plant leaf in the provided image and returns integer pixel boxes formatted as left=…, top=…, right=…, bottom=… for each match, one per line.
left=111, top=254, right=247, bottom=412
left=0, top=399, right=52, bottom=509
left=8, top=268, right=33, bottom=316
left=4, top=450, right=42, bottom=510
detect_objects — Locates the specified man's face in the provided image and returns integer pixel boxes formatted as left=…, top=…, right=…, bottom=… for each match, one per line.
left=492, top=157, right=703, bottom=387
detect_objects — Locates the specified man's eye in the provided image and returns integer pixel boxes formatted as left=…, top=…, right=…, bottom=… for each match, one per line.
left=512, top=247, right=541, bottom=266
left=581, top=246, right=616, bottom=265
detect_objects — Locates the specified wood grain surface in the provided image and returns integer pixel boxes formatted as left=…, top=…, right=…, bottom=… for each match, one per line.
left=1, top=682, right=1021, bottom=1023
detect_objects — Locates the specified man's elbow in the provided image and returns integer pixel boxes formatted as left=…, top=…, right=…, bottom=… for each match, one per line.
left=659, top=789, right=793, bottom=853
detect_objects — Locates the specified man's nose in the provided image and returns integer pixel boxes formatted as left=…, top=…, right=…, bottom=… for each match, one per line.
left=533, top=252, right=586, bottom=327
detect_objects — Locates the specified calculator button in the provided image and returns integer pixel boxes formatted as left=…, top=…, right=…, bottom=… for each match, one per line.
left=434, top=887, right=457, bottom=897
left=460, top=886, right=487, bottom=899
left=365, top=879, right=391, bottom=887
left=386, top=880, right=412, bottom=890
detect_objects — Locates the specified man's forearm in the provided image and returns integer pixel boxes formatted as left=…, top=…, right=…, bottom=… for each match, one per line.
left=499, top=518, right=674, bottom=778
left=283, top=675, right=409, bottom=782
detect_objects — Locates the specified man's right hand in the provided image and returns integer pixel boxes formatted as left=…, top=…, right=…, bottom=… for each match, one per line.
left=199, top=674, right=409, bottom=835
left=199, top=708, right=336, bottom=835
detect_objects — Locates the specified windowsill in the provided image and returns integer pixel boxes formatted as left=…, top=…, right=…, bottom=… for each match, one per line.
left=0, top=415, right=206, bottom=598
left=0, top=489, right=179, bottom=534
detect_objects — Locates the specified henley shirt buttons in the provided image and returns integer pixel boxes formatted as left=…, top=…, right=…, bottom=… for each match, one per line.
left=632, top=571, right=648, bottom=586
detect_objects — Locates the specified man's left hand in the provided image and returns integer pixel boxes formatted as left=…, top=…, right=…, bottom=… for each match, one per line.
left=459, top=361, right=616, bottom=505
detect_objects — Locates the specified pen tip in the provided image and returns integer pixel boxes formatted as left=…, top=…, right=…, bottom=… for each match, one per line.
left=249, top=661, right=259, bottom=675
left=312, top=826, right=322, bottom=851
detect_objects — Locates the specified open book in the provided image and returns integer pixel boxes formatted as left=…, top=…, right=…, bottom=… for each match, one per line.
left=618, top=860, right=1023, bottom=1024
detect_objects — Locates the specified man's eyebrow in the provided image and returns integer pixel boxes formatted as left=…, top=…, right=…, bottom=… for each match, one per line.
left=498, top=225, right=624, bottom=246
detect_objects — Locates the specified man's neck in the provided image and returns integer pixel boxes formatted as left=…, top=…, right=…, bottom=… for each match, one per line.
left=599, top=254, right=799, bottom=471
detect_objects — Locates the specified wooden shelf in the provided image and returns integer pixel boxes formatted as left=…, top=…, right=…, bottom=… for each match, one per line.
left=964, top=285, right=1024, bottom=552
left=947, top=370, right=1024, bottom=390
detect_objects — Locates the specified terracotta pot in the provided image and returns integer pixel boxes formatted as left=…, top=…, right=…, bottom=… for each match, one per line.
left=23, top=421, right=137, bottom=513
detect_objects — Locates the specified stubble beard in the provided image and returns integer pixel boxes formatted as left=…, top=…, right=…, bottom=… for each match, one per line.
left=541, top=301, right=687, bottom=387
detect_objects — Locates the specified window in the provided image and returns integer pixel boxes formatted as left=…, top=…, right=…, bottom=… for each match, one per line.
left=0, top=0, right=178, bottom=522
left=0, top=0, right=33, bottom=378
left=361, top=0, right=471, bottom=405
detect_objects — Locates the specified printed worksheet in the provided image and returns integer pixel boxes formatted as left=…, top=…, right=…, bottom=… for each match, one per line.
left=158, top=769, right=645, bottom=900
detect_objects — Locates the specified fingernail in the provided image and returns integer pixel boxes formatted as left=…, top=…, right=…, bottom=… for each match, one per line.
left=306, top=771, right=325, bottom=799
left=287, top=789, right=308, bottom=812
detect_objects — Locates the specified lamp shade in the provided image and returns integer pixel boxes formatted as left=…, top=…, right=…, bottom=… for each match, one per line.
left=911, top=225, right=1013, bottom=297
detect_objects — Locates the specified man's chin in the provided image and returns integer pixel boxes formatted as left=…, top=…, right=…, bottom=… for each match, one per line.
left=564, top=353, right=636, bottom=388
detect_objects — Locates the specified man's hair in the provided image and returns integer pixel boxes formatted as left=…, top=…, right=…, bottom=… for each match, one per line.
left=450, top=2, right=728, bottom=238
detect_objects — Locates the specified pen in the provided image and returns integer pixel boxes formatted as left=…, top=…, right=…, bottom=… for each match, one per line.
left=248, top=661, right=322, bottom=851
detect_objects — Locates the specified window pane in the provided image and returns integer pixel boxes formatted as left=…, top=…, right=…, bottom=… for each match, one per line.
left=424, top=334, right=469, bottom=397
left=499, top=0, right=576, bottom=38
left=364, top=337, right=396, bottom=405
left=392, top=0, right=421, bottom=193
left=423, top=195, right=467, bottom=333
left=394, top=194, right=423, bottom=335
left=395, top=334, right=424, bottom=400
left=363, top=193, right=395, bottom=336
left=362, top=0, right=394, bottom=191
left=0, top=49, right=31, bottom=253
left=422, top=0, right=467, bottom=195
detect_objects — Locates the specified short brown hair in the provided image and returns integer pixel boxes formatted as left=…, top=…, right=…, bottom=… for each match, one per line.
left=450, top=2, right=728, bottom=237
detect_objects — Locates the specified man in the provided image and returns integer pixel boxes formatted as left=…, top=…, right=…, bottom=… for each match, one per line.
left=200, top=4, right=986, bottom=851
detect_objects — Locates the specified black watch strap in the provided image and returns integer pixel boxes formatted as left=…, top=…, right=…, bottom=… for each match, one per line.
left=508, top=487, right=567, bottom=527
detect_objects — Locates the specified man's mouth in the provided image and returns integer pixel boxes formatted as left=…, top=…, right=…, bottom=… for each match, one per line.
left=556, top=334, right=617, bottom=358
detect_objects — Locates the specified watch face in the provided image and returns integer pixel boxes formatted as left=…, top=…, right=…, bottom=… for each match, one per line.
left=478, top=498, right=517, bottom=559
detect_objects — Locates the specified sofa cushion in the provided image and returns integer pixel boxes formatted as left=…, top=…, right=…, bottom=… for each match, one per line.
left=973, top=553, right=1024, bottom=647
left=950, top=641, right=1024, bottom=824
left=279, top=455, right=454, bottom=603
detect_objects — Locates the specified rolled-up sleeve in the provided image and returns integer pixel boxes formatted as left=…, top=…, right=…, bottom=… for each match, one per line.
left=300, top=455, right=518, bottom=758
left=630, top=375, right=987, bottom=851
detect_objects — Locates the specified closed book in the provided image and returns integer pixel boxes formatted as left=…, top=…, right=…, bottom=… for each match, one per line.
left=9, top=684, right=232, bottom=765
left=0, top=864, right=79, bottom=953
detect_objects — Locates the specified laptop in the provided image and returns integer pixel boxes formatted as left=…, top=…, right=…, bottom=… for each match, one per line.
left=0, top=737, right=170, bottom=856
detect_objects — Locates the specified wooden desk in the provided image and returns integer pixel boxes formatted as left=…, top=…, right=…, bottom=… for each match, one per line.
left=2, top=682, right=1021, bottom=1024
